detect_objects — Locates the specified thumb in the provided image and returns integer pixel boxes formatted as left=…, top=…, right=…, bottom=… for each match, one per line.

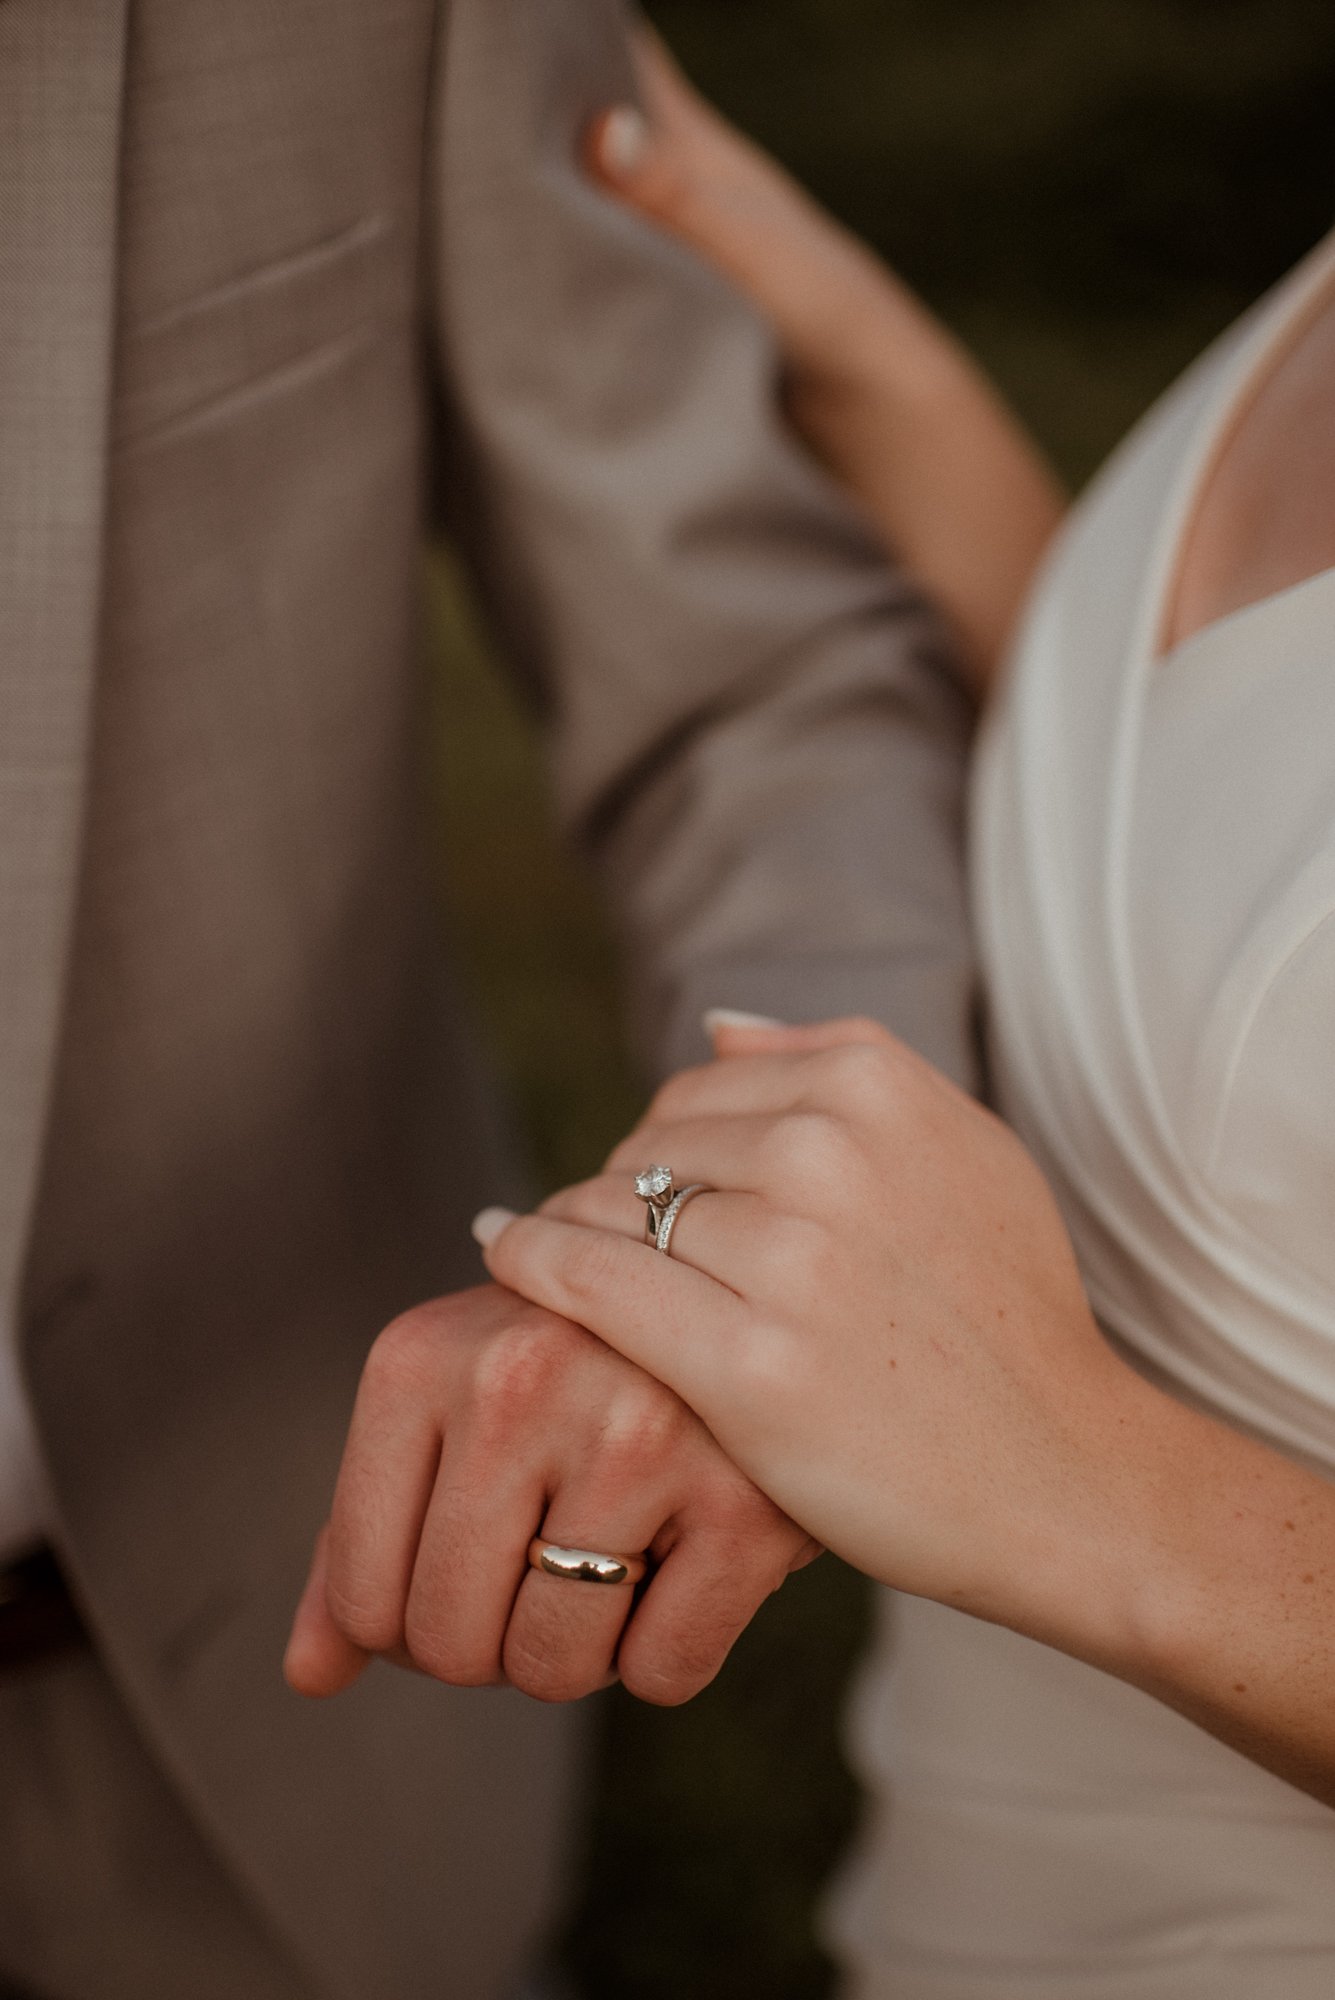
left=283, top=1525, right=372, bottom=1699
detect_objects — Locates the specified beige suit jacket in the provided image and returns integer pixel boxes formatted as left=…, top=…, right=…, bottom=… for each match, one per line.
left=0, top=0, right=976, bottom=1993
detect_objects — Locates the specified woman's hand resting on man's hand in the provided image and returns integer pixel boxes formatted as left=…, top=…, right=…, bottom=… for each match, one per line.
left=476, top=1014, right=1166, bottom=1671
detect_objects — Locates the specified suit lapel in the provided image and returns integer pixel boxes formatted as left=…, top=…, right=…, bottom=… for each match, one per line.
left=0, top=0, right=129, bottom=1310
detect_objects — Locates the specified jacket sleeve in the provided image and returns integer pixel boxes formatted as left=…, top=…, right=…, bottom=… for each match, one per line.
left=423, top=0, right=979, bottom=1087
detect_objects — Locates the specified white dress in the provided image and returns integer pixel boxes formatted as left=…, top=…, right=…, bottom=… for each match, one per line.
left=830, top=229, right=1335, bottom=1997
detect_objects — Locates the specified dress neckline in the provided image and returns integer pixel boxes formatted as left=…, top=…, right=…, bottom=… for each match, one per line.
left=1142, top=225, right=1335, bottom=672
left=1155, top=560, right=1335, bottom=676
left=1094, top=225, right=1335, bottom=1318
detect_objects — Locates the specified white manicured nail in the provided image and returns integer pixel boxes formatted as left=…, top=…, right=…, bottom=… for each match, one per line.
left=471, top=1206, right=518, bottom=1248
left=599, top=105, right=650, bottom=179
left=703, top=1008, right=786, bottom=1035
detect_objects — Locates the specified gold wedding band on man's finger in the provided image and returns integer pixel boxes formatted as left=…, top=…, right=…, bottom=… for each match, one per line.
left=527, top=1539, right=649, bottom=1588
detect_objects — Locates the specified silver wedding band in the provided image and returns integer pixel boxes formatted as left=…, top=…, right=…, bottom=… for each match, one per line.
left=633, top=1164, right=713, bottom=1255
left=527, top=1539, right=648, bottom=1587
left=653, top=1182, right=711, bottom=1257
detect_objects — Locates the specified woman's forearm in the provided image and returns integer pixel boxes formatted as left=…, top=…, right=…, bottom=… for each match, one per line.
left=589, top=33, right=1066, bottom=692
left=783, top=263, right=1068, bottom=692
left=1044, top=1360, right=1335, bottom=1807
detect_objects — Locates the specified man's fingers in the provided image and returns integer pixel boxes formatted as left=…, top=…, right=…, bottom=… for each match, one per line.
left=402, top=1454, right=547, bottom=1688
left=503, top=1483, right=674, bottom=1705
left=615, top=1523, right=793, bottom=1708
left=324, top=1316, right=444, bottom=1655
left=481, top=1215, right=740, bottom=1418
left=284, top=1527, right=373, bottom=1699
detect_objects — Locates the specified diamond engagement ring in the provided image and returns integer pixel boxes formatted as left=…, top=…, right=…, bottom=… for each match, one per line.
left=528, top=1539, right=649, bottom=1587
left=634, top=1164, right=677, bottom=1245
left=634, top=1165, right=713, bottom=1256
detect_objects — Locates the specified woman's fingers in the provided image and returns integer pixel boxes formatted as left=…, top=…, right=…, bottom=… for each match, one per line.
left=584, top=26, right=727, bottom=229
left=539, top=1176, right=779, bottom=1291
left=638, top=1017, right=898, bottom=1128
left=642, top=1050, right=822, bottom=1124
left=582, top=31, right=892, bottom=381
left=480, top=1214, right=739, bottom=1417
left=707, top=1013, right=896, bottom=1059
left=603, top=1108, right=805, bottom=1193
left=537, top=1173, right=643, bottom=1240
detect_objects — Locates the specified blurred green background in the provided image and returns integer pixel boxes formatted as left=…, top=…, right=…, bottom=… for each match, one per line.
left=428, top=3, right=1335, bottom=1993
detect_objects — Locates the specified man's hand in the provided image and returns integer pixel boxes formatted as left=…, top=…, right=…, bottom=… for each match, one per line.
left=285, top=1284, right=820, bottom=1705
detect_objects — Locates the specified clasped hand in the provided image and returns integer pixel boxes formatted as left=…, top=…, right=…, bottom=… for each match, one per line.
left=289, top=1013, right=1144, bottom=1707
left=285, top=1280, right=818, bottom=1705
left=480, top=1015, right=1150, bottom=1659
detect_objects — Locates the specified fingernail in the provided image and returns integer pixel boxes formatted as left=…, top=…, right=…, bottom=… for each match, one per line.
left=471, top=1206, right=518, bottom=1248
left=704, top=1008, right=786, bottom=1035
left=598, top=105, right=650, bottom=180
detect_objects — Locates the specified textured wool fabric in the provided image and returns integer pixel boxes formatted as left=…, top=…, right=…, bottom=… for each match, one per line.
left=0, top=0, right=976, bottom=1993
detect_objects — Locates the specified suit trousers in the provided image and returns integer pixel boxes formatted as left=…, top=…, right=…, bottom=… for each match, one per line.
left=0, top=1646, right=314, bottom=2000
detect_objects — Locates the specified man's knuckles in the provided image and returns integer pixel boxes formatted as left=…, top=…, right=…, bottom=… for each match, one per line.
left=599, top=1382, right=693, bottom=1474
left=617, top=1619, right=735, bottom=1707
left=359, top=1305, right=444, bottom=1404
left=465, top=1312, right=588, bottom=1423
left=502, top=1620, right=610, bottom=1705
left=402, top=1604, right=504, bottom=1688
left=684, top=1464, right=808, bottom=1577
left=322, top=1569, right=405, bottom=1656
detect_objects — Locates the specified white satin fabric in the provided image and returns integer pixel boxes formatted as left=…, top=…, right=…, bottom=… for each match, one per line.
left=832, top=229, right=1335, bottom=1997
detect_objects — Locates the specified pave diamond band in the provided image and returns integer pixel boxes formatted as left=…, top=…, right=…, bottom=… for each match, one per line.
left=653, top=1183, right=712, bottom=1258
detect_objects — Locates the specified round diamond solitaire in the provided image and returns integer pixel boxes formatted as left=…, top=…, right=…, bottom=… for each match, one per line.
left=634, top=1164, right=678, bottom=1244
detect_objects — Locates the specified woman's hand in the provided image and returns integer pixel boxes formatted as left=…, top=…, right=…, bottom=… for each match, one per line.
left=586, top=30, right=912, bottom=403
left=584, top=33, right=1067, bottom=687
left=477, top=1019, right=1335, bottom=1801
left=476, top=1015, right=1153, bottom=1662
